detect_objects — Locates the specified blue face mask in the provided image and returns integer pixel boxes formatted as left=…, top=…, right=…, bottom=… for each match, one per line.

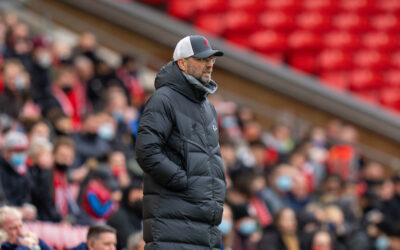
left=218, top=220, right=232, bottom=235
left=15, top=75, right=26, bottom=90
left=276, top=175, right=292, bottom=192
left=375, top=236, right=389, bottom=250
left=98, top=123, right=115, bottom=140
left=10, top=153, right=26, bottom=167
left=239, top=220, right=257, bottom=236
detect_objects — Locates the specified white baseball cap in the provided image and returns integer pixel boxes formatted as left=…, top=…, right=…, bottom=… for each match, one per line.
left=173, top=35, right=224, bottom=61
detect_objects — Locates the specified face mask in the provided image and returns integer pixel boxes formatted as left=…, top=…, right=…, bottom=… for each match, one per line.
left=130, top=200, right=143, bottom=219
left=15, top=75, right=26, bottom=90
left=98, top=123, right=115, bottom=140
left=61, top=86, right=72, bottom=94
left=55, top=162, right=69, bottom=172
left=218, top=220, right=232, bottom=235
left=112, top=111, right=124, bottom=122
left=375, top=236, right=389, bottom=250
left=239, top=220, right=257, bottom=236
left=37, top=52, right=52, bottom=68
left=11, top=153, right=27, bottom=167
left=276, top=175, right=292, bottom=192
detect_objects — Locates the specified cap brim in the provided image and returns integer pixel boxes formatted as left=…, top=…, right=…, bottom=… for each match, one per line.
left=192, top=49, right=224, bottom=59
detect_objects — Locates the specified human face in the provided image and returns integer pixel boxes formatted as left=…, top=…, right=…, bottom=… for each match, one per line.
left=54, top=144, right=75, bottom=166
left=185, top=56, right=216, bottom=84
left=278, top=208, right=297, bottom=235
left=88, top=232, right=117, bottom=250
left=2, top=213, right=24, bottom=244
left=312, top=231, right=332, bottom=250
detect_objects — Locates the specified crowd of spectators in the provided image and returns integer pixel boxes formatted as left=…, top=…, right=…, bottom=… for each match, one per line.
left=0, top=10, right=399, bottom=250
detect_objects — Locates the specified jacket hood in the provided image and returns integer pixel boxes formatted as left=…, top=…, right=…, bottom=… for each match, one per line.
left=154, top=61, right=217, bottom=103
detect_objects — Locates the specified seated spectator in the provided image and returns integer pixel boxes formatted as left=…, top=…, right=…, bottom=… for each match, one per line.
left=47, top=108, right=73, bottom=137
left=0, top=206, right=51, bottom=250
left=80, top=168, right=120, bottom=224
left=0, top=131, right=30, bottom=206
left=72, top=112, right=111, bottom=169
left=107, top=150, right=131, bottom=188
left=127, top=231, right=145, bottom=250
left=107, top=181, right=143, bottom=250
left=258, top=207, right=300, bottom=250
left=311, top=230, right=334, bottom=250
left=69, top=225, right=117, bottom=250
left=4, top=22, right=33, bottom=72
left=0, top=59, right=30, bottom=119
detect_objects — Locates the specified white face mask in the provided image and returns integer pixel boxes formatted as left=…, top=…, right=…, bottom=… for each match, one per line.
left=37, top=52, right=52, bottom=68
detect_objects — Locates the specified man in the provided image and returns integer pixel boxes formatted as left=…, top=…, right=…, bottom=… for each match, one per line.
left=0, top=131, right=30, bottom=206
left=0, top=206, right=51, bottom=250
left=69, top=225, right=117, bottom=250
left=136, top=35, right=226, bottom=249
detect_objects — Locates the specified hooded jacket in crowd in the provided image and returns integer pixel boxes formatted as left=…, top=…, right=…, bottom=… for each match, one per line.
left=136, top=61, right=226, bottom=250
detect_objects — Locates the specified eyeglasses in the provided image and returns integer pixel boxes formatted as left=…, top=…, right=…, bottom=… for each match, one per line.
left=191, top=56, right=216, bottom=64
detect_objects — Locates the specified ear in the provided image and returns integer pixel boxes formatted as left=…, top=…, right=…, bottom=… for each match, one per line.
left=177, top=58, right=187, bottom=72
left=88, top=239, right=95, bottom=250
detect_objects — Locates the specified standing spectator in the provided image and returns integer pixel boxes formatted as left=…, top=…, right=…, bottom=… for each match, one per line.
left=69, top=225, right=117, bottom=250
left=311, top=230, right=334, bottom=250
left=0, top=131, right=30, bottom=206
left=0, top=206, right=52, bottom=250
left=0, top=59, right=30, bottom=119
left=136, top=35, right=225, bottom=249
left=107, top=182, right=143, bottom=250
left=4, top=22, right=33, bottom=72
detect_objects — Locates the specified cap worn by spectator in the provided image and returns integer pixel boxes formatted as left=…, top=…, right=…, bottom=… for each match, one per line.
left=173, top=35, right=223, bottom=61
left=4, top=131, right=28, bottom=151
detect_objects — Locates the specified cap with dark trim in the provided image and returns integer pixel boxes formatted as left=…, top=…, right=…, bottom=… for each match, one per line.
left=173, top=35, right=224, bottom=61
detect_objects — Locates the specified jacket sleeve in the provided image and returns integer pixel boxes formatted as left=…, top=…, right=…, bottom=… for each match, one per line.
left=135, top=93, right=188, bottom=191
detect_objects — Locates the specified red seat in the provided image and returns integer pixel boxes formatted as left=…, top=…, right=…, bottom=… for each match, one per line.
left=265, top=0, right=300, bottom=12
left=383, top=70, right=400, bottom=88
left=259, top=11, right=294, bottom=31
left=319, top=72, right=350, bottom=91
left=349, top=70, right=383, bottom=91
left=324, top=31, right=361, bottom=51
left=370, top=14, right=400, bottom=33
left=379, top=87, right=400, bottom=110
left=288, top=30, right=322, bottom=51
left=289, top=52, right=318, bottom=74
left=224, top=10, right=259, bottom=34
left=302, top=0, right=337, bottom=13
left=195, top=0, right=227, bottom=14
left=195, top=14, right=225, bottom=35
left=296, top=12, right=332, bottom=32
left=362, top=32, right=399, bottom=51
left=391, top=51, right=400, bottom=69
left=338, top=0, right=375, bottom=13
left=377, top=0, right=400, bottom=14
left=353, top=50, right=390, bottom=70
left=224, top=33, right=250, bottom=48
left=249, top=30, right=287, bottom=54
left=317, top=50, right=353, bottom=72
left=167, top=0, right=196, bottom=21
left=332, top=13, right=370, bottom=32
left=228, top=0, right=265, bottom=12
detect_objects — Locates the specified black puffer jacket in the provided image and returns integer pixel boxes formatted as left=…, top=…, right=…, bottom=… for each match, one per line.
left=136, top=62, right=226, bottom=250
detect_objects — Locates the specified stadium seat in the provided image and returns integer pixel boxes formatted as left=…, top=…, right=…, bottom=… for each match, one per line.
left=296, top=12, right=332, bottom=32
left=228, top=0, right=265, bottom=13
left=370, top=14, right=400, bottom=33
left=196, top=0, right=227, bottom=14
left=224, top=33, right=250, bottom=48
left=259, top=11, right=294, bottom=31
left=323, top=31, right=361, bottom=51
left=224, top=10, right=259, bottom=34
left=319, top=72, right=350, bottom=91
left=349, top=70, right=382, bottom=91
left=379, top=87, right=400, bottom=110
left=249, top=30, right=287, bottom=54
left=167, top=0, right=196, bottom=21
left=332, top=13, right=370, bottom=32
left=362, top=32, right=399, bottom=51
left=391, top=51, right=400, bottom=69
left=265, top=0, right=300, bottom=12
left=377, top=0, right=400, bottom=14
left=317, top=49, right=353, bottom=72
left=194, top=13, right=225, bottom=35
left=353, top=50, right=390, bottom=70
left=288, top=52, right=318, bottom=74
left=301, top=0, right=337, bottom=13
left=354, top=91, right=379, bottom=105
left=383, top=70, right=400, bottom=88
left=288, top=30, right=322, bottom=51
left=337, top=0, right=375, bottom=13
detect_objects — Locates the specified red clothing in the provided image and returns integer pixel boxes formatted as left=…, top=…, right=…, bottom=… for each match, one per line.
left=53, top=169, right=69, bottom=217
left=81, top=179, right=116, bottom=220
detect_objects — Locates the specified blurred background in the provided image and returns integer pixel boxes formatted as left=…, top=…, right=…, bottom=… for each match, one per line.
left=0, top=0, right=399, bottom=249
